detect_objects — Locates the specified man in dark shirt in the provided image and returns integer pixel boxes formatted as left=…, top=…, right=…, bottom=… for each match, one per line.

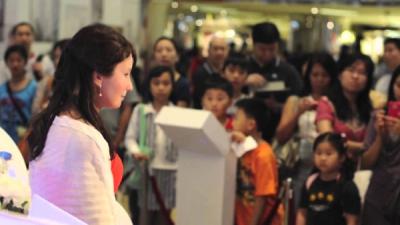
left=246, top=22, right=303, bottom=139
left=192, top=36, right=229, bottom=109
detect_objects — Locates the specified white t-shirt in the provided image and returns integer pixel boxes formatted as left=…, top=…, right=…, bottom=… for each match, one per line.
left=375, top=74, right=391, bottom=96
left=125, top=103, right=177, bottom=170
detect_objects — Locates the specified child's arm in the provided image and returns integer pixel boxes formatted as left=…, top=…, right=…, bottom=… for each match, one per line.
left=296, top=208, right=307, bottom=225
left=124, top=104, right=148, bottom=160
left=250, top=196, right=268, bottom=225
left=344, top=213, right=358, bottom=225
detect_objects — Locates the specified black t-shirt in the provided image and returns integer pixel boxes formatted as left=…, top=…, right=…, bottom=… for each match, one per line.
left=299, top=175, right=361, bottom=225
left=248, top=57, right=303, bottom=100
left=173, top=75, right=191, bottom=105
left=247, top=57, right=303, bottom=140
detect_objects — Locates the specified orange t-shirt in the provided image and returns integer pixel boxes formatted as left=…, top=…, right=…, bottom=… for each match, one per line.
left=235, top=141, right=283, bottom=225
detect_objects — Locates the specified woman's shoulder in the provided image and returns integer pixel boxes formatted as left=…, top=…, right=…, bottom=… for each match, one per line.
left=49, top=116, right=108, bottom=155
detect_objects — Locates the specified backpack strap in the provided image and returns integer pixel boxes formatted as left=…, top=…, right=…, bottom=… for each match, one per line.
left=306, top=173, right=319, bottom=190
left=6, top=82, right=28, bottom=126
left=306, top=173, right=342, bottom=190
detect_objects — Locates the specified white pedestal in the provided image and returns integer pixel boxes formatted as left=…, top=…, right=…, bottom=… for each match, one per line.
left=156, top=107, right=237, bottom=225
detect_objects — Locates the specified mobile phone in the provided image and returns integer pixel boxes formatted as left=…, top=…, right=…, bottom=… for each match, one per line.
left=387, top=101, right=400, bottom=118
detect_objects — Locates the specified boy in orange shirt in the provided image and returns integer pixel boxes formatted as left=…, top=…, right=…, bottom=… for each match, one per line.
left=232, top=98, right=283, bottom=225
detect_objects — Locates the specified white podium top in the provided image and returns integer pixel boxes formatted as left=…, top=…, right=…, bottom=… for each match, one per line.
left=155, top=107, right=230, bottom=156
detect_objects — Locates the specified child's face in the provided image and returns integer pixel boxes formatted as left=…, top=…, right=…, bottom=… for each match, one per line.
left=150, top=72, right=173, bottom=102
left=393, top=75, right=400, bottom=101
left=313, top=142, right=343, bottom=175
left=233, top=108, right=251, bottom=134
left=223, top=65, right=247, bottom=92
left=202, top=88, right=231, bottom=120
left=6, top=52, right=26, bottom=76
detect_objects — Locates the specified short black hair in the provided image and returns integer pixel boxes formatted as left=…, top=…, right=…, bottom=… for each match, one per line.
left=202, top=75, right=234, bottom=98
left=143, top=65, right=175, bottom=103
left=235, top=98, right=271, bottom=137
left=10, top=22, right=35, bottom=36
left=223, top=53, right=249, bottom=73
left=4, top=44, right=28, bottom=62
left=251, top=22, right=280, bottom=44
left=384, top=38, right=400, bottom=50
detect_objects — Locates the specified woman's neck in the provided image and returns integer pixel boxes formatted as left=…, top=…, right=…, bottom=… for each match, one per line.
left=343, top=90, right=358, bottom=110
left=310, top=92, right=322, bottom=100
left=319, top=170, right=340, bottom=181
left=152, top=100, right=168, bottom=112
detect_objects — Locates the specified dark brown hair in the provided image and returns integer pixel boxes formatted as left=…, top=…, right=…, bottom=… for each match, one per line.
left=28, top=24, right=136, bottom=161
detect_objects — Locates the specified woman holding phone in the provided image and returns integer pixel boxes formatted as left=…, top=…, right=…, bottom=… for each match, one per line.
left=361, top=65, right=400, bottom=225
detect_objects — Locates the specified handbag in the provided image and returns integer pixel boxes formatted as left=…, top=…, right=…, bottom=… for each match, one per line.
left=272, top=135, right=301, bottom=180
left=123, top=104, right=152, bottom=190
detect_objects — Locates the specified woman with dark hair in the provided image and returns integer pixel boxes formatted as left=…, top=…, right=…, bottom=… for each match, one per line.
left=28, top=24, right=135, bottom=225
left=275, top=52, right=337, bottom=207
left=152, top=36, right=190, bottom=107
left=361, top=66, right=400, bottom=225
left=316, top=54, right=374, bottom=164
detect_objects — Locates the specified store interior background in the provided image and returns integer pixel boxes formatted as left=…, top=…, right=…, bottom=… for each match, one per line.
left=0, top=0, right=400, bottom=67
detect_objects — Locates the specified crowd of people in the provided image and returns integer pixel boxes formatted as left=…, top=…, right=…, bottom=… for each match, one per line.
left=0, top=20, right=399, bottom=225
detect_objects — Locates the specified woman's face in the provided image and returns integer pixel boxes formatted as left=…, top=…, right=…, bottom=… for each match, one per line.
left=339, top=60, right=368, bottom=95
left=393, top=75, right=400, bottom=101
left=96, top=54, right=134, bottom=109
left=6, top=52, right=26, bottom=77
left=153, top=39, right=178, bottom=67
left=309, top=63, right=331, bottom=95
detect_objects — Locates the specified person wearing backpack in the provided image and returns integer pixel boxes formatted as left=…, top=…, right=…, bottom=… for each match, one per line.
left=296, top=132, right=361, bottom=225
left=0, top=45, right=37, bottom=143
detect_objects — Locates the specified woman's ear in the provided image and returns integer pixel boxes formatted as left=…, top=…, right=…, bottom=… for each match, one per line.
left=93, top=71, right=103, bottom=87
